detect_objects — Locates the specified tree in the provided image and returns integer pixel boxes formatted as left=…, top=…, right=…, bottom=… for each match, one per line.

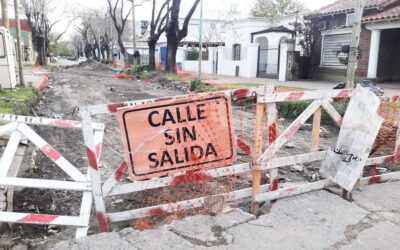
left=21, top=0, right=55, bottom=66
left=291, top=17, right=321, bottom=78
left=107, top=0, right=133, bottom=64
left=1, top=0, right=9, bottom=28
left=148, top=0, right=170, bottom=70
left=250, top=0, right=304, bottom=20
left=165, top=0, right=200, bottom=73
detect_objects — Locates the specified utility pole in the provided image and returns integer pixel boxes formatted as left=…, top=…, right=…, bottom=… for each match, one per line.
left=345, top=0, right=364, bottom=88
left=1, top=0, right=10, bottom=28
left=197, top=0, right=203, bottom=81
left=128, top=0, right=137, bottom=65
left=14, top=0, right=25, bottom=86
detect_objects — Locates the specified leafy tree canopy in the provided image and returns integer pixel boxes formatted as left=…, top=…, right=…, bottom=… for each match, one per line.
left=250, top=0, right=306, bottom=19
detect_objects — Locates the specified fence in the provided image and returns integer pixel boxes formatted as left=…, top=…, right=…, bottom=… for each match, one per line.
left=0, top=114, right=105, bottom=238
left=0, top=87, right=399, bottom=235
left=253, top=90, right=400, bottom=205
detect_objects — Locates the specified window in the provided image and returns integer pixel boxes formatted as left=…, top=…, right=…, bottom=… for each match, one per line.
left=346, top=13, right=355, bottom=27
left=0, top=33, right=5, bottom=58
left=232, top=44, right=241, bottom=61
left=321, top=33, right=351, bottom=67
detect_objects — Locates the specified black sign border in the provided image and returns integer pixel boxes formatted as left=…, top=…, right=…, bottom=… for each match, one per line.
left=122, top=95, right=235, bottom=177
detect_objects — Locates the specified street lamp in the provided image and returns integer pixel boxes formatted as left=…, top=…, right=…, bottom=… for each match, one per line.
left=198, top=0, right=203, bottom=81
left=128, top=0, right=137, bottom=63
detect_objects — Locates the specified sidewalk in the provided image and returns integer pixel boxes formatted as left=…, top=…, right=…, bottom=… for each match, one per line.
left=199, top=73, right=400, bottom=95
left=23, top=66, right=49, bottom=90
left=53, top=181, right=400, bottom=250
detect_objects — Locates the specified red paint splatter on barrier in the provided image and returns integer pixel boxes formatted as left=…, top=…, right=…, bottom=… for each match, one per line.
left=96, top=212, right=109, bottom=232
left=336, top=89, right=352, bottom=98
left=114, top=161, right=128, bottom=180
left=384, top=155, right=395, bottom=164
left=172, top=171, right=211, bottom=185
left=86, top=147, right=98, bottom=170
left=233, top=89, right=249, bottom=99
left=95, top=143, right=101, bottom=157
left=237, top=138, right=251, bottom=154
left=18, top=214, right=58, bottom=223
left=286, top=92, right=304, bottom=101
left=149, top=208, right=166, bottom=216
left=269, top=122, right=277, bottom=143
left=338, top=117, right=343, bottom=126
left=51, top=119, right=81, bottom=127
left=41, top=145, right=61, bottom=161
left=269, top=178, right=279, bottom=191
left=107, top=102, right=125, bottom=113
left=284, top=121, right=301, bottom=139
left=368, top=176, right=381, bottom=185
left=155, top=97, right=173, bottom=102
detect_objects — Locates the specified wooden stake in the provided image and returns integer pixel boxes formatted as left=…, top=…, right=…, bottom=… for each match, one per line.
left=311, top=107, right=322, bottom=152
left=251, top=103, right=266, bottom=216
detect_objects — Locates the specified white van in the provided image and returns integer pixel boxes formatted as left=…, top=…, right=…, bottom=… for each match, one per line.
left=0, top=27, right=18, bottom=89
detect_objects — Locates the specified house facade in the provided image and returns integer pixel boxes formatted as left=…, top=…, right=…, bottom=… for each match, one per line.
left=175, top=15, right=299, bottom=80
left=308, top=0, right=400, bottom=82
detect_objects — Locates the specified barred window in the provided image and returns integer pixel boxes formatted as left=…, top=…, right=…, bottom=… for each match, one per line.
left=232, top=44, right=241, bottom=61
left=322, top=33, right=351, bottom=67
left=0, top=34, right=5, bottom=58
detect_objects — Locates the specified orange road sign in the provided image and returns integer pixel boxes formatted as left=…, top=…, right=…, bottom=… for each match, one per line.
left=117, top=93, right=236, bottom=180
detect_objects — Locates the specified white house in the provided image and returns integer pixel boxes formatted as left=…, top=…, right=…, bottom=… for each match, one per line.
left=176, top=15, right=300, bottom=80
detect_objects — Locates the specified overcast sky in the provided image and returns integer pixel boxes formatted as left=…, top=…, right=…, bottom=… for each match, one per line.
left=7, top=0, right=337, bottom=38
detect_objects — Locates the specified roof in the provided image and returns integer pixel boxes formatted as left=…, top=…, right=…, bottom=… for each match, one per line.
left=251, top=26, right=295, bottom=36
left=309, top=0, right=387, bottom=16
left=363, top=4, right=400, bottom=21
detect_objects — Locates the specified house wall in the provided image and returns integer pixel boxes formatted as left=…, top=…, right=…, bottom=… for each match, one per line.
left=217, top=44, right=259, bottom=78
left=312, top=13, right=373, bottom=82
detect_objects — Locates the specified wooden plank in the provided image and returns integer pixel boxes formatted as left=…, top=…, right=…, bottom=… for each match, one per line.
left=311, top=107, right=322, bottom=152
left=251, top=103, right=266, bottom=215
left=6, top=145, right=27, bottom=228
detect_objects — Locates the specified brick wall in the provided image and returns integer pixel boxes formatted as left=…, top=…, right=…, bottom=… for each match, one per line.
left=310, top=13, right=372, bottom=82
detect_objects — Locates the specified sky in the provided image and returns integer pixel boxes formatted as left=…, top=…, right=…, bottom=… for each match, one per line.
left=4, top=0, right=337, bottom=38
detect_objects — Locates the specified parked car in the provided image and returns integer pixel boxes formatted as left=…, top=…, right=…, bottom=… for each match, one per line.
left=333, top=80, right=384, bottom=96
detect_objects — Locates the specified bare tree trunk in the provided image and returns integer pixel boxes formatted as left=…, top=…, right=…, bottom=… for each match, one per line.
left=14, top=0, right=25, bottom=86
left=148, top=41, right=156, bottom=70
left=1, top=0, right=9, bottom=28
left=166, top=39, right=178, bottom=73
left=117, top=33, right=133, bottom=64
left=34, top=37, right=46, bottom=66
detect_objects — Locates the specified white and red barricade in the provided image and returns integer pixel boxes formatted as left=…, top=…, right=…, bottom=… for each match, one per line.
left=0, top=114, right=105, bottom=238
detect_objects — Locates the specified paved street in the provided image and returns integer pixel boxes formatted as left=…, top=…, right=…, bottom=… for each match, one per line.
left=53, top=181, right=400, bottom=250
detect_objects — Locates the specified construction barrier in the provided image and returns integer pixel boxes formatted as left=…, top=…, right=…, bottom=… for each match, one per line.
left=253, top=89, right=400, bottom=205
left=0, top=115, right=105, bottom=238
left=80, top=87, right=272, bottom=232
left=1, top=87, right=399, bottom=236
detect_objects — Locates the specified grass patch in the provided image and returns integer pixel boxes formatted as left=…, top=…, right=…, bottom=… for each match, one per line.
left=190, top=80, right=217, bottom=93
left=0, top=87, right=39, bottom=114
left=211, top=82, right=305, bottom=93
left=165, top=73, right=184, bottom=81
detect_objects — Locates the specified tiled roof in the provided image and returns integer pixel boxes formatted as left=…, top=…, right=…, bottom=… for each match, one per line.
left=363, top=4, right=400, bottom=21
left=310, top=0, right=387, bottom=16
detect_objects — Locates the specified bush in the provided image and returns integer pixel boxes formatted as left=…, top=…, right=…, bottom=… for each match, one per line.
left=189, top=80, right=214, bottom=93
left=131, top=65, right=150, bottom=75
left=101, top=59, right=111, bottom=64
